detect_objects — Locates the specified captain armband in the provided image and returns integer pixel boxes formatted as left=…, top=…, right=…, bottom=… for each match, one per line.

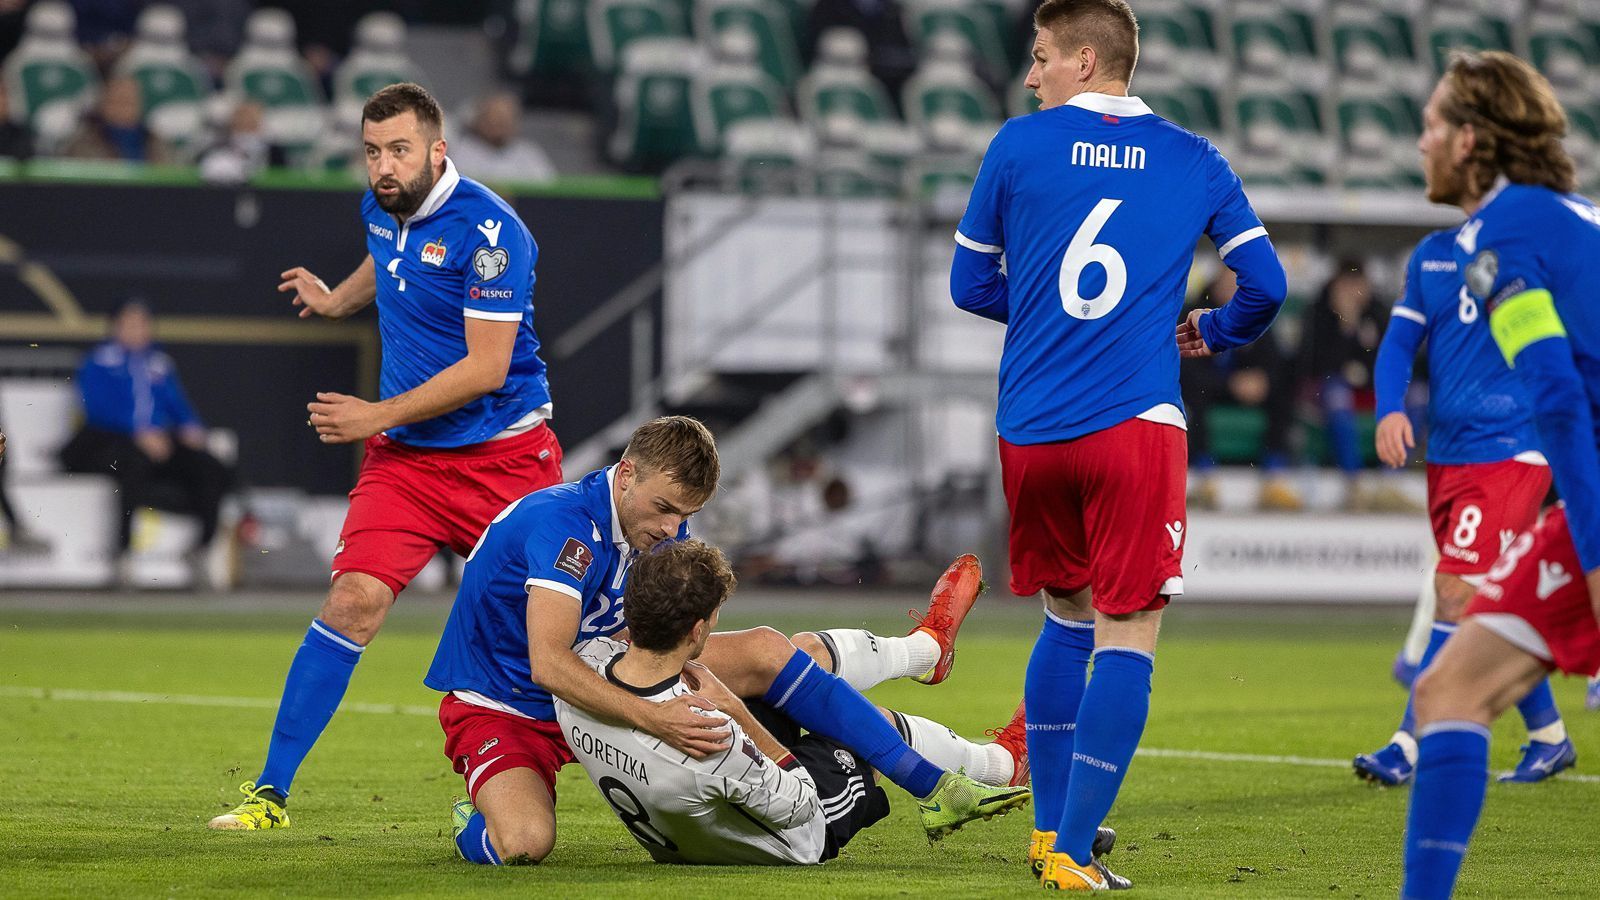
left=1489, top=289, right=1567, bottom=367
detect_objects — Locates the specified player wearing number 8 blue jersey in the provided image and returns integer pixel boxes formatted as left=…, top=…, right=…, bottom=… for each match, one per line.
left=950, top=0, right=1287, bottom=889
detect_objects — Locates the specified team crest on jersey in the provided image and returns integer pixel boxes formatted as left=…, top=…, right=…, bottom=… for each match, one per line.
left=473, top=247, right=510, bottom=282
left=834, top=749, right=857, bottom=772
left=1464, top=249, right=1497, bottom=299
left=555, top=538, right=594, bottom=580
left=421, top=239, right=447, bottom=267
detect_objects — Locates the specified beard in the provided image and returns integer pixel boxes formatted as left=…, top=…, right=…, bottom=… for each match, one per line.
left=371, top=165, right=436, bottom=216
left=1423, top=154, right=1465, bottom=206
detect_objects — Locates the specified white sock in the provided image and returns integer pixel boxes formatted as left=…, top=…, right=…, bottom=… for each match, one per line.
left=1529, top=721, right=1567, bottom=744
left=818, top=629, right=941, bottom=691
left=894, top=712, right=1014, bottom=785
left=1391, top=730, right=1419, bottom=765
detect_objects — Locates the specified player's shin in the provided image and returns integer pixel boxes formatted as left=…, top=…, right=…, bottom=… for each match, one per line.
left=817, top=628, right=940, bottom=690
left=1402, top=721, right=1490, bottom=900
left=1057, top=647, right=1152, bottom=866
left=257, top=619, right=364, bottom=794
left=763, top=649, right=945, bottom=798
left=1025, top=614, right=1093, bottom=832
left=1395, top=623, right=1456, bottom=753
left=890, top=711, right=1014, bottom=785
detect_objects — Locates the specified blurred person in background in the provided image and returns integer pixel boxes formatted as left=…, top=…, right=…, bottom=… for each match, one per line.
left=0, top=425, right=49, bottom=555
left=168, top=0, right=249, bottom=83
left=1297, top=260, right=1412, bottom=510
left=70, top=0, right=142, bottom=69
left=0, top=81, right=34, bottom=159
left=59, top=298, right=232, bottom=581
left=448, top=90, right=557, bottom=184
left=1182, top=265, right=1300, bottom=511
left=61, top=75, right=174, bottom=164
left=804, top=0, right=916, bottom=103
left=198, top=101, right=282, bottom=184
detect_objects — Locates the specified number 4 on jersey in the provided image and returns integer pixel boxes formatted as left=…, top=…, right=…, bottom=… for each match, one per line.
left=1059, top=198, right=1127, bottom=320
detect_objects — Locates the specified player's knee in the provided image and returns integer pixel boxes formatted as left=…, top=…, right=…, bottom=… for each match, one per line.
left=790, top=631, right=832, bottom=670
left=748, top=625, right=799, bottom=678
left=488, top=820, right=554, bottom=865
left=319, top=574, right=395, bottom=645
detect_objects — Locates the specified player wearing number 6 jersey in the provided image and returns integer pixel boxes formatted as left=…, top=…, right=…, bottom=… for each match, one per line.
left=1353, top=227, right=1572, bottom=789
left=950, top=0, right=1286, bottom=889
left=1400, top=52, right=1600, bottom=900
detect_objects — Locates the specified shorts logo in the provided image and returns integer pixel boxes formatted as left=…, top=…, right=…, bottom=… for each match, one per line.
left=555, top=538, right=594, bottom=580
left=1165, top=520, right=1184, bottom=550
left=834, top=749, right=857, bottom=772
left=1464, top=249, right=1497, bottom=299
left=1536, top=559, right=1572, bottom=600
left=478, top=737, right=500, bottom=755
left=421, top=238, right=447, bottom=267
left=473, top=247, right=510, bottom=282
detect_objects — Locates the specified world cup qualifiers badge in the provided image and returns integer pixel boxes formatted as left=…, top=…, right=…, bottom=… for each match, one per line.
left=421, top=238, right=447, bottom=267
left=473, top=246, right=510, bottom=282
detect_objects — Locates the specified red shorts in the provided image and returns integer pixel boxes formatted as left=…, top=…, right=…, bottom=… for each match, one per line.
left=999, top=417, right=1186, bottom=615
left=333, top=424, right=563, bottom=596
left=439, top=694, right=575, bottom=802
left=1427, top=459, right=1550, bottom=576
left=1464, top=506, right=1600, bottom=676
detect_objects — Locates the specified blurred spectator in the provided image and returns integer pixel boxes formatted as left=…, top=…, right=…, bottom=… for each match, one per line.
left=61, top=75, right=174, bottom=163
left=71, top=0, right=143, bottom=69
left=60, top=298, right=232, bottom=582
left=0, top=0, right=28, bottom=62
left=448, top=90, right=557, bottom=183
left=274, top=0, right=379, bottom=91
left=1298, top=261, right=1413, bottom=510
left=0, top=80, right=33, bottom=159
left=168, top=0, right=251, bottom=83
left=0, top=425, right=50, bottom=555
left=197, top=100, right=282, bottom=184
left=804, top=2, right=917, bottom=104
left=1182, top=267, right=1301, bottom=511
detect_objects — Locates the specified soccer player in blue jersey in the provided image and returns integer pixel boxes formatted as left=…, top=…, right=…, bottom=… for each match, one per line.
left=1400, top=51, right=1600, bottom=900
left=210, top=84, right=569, bottom=829
left=1353, top=226, right=1574, bottom=786
left=950, top=0, right=1287, bottom=889
left=430, top=417, right=1030, bottom=866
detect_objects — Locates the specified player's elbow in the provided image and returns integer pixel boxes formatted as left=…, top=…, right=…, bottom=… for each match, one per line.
left=469, top=359, right=510, bottom=394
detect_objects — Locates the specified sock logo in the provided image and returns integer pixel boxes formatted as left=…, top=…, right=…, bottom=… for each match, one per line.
left=1072, top=751, right=1119, bottom=773
left=1026, top=722, right=1076, bottom=732
left=1537, top=559, right=1573, bottom=600
left=1165, top=521, right=1184, bottom=550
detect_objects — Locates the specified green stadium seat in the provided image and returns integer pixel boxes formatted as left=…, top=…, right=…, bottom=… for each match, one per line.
left=815, top=147, right=897, bottom=196
left=902, top=35, right=1001, bottom=132
left=1425, top=8, right=1509, bottom=74
left=695, top=0, right=802, bottom=88
left=608, top=37, right=701, bottom=170
left=589, top=0, right=688, bottom=73
left=1330, top=7, right=1415, bottom=80
left=798, top=30, right=896, bottom=127
left=113, top=5, right=209, bottom=153
left=1205, top=406, right=1266, bottom=465
left=1138, top=72, right=1221, bottom=133
left=692, top=28, right=787, bottom=153
left=903, top=0, right=1011, bottom=82
left=1, top=2, right=97, bottom=151
left=509, top=0, right=594, bottom=79
left=332, top=13, right=420, bottom=131
left=225, top=9, right=326, bottom=156
left=1232, top=1, right=1316, bottom=76
left=1008, top=72, right=1038, bottom=118
left=1236, top=86, right=1321, bottom=136
left=1528, top=15, right=1600, bottom=95
left=721, top=118, right=814, bottom=192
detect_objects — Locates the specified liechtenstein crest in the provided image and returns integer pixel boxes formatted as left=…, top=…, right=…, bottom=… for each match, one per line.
left=421, top=238, right=447, bottom=267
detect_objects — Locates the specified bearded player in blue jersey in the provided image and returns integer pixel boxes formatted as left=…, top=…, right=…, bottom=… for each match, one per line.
left=951, top=0, right=1287, bottom=889
left=1353, top=226, right=1574, bottom=787
left=428, top=417, right=1031, bottom=865
left=1400, top=51, right=1600, bottom=900
left=209, top=84, right=569, bottom=830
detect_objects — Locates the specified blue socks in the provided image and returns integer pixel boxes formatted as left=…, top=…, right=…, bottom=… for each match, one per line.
left=257, top=619, right=364, bottom=796
left=1402, top=721, right=1490, bottom=900
left=1399, top=623, right=1453, bottom=734
left=1516, top=677, right=1561, bottom=732
left=1024, top=613, right=1094, bottom=832
left=455, top=810, right=502, bottom=865
left=1057, top=647, right=1153, bottom=865
left=764, top=649, right=945, bottom=798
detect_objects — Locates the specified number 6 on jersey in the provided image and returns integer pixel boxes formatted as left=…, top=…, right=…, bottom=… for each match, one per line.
left=1060, top=198, right=1127, bottom=320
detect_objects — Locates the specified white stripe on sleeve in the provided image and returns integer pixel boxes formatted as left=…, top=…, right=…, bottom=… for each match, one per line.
left=526, top=578, right=583, bottom=600
left=464, top=309, right=524, bottom=322
left=954, top=231, right=1003, bottom=254
left=1216, top=226, right=1269, bottom=259
left=1391, top=306, right=1426, bottom=325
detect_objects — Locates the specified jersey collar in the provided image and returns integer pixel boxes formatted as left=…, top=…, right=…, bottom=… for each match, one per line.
left=402, top=156, right=461, bottom=225
left=1064, top=92, right=1153, bottom=118
left=603, top=653, right=683, bottom=699
left=603, top=465, right=631, bottom=554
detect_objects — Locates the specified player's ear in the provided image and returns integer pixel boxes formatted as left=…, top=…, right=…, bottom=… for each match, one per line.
left=1453, top=122, right=1475, bottom=165
left=432, top=135, right=448, bottom=167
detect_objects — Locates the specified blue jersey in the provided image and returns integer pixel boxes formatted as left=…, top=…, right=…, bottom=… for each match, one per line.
left=1457, top=181, right=1600, bottom=569
left=424, top=467, right=689, bottom=720
left=1383, top=227, right=1540, bottom=464
left=954, top=92, right=1281, bottom=444
left=362, top=157, right=551, bottom=448
left=76, top=341, right=201, bottom=434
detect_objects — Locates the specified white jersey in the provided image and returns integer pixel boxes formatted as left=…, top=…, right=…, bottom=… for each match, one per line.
left=555, top=638, right=827, bottom=865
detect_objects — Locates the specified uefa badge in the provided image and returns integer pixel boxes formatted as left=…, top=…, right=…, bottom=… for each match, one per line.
left=473, top=246, right=510, bottom=282
left=1464, top=249, right=1497, bottom=299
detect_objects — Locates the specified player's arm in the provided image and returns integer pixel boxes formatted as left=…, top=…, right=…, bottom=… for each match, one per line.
left=525, top=587, right=732, bottom=758
left=683, top=660, right=790, bottom=763
left=307, top=317, right=516, bottom=444
left=1372, top=252, right=1428, bottom=468
left=702, top=724, right=822, bottom=831
left=950, top=127, right=1009, bottom=324
left=279, top=255, right=377, bottom=321
left=1186, top=148, right=1288, bottom=356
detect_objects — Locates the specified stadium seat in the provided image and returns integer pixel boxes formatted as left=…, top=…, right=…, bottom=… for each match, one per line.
left=508, top=0, right=594, bottom=79
left=1, top=1, right=97, bottom=152
left=797, top=29, right=896, bottom=132
left=1136, top=71, right=1221, bottom=133
left=1330, top=6, right=1415, bottom=81
left=608, top=37, right=703, bottom=170
left=1133, top=0, right=1218, bottom=79
left=225, top=8, right=325, bottom=155
left=721, top=118, right=814, bottom=192
left=589, top=0, right=688, bottom=72
left=815, top=146, right=897, bottom=196
left=694, top=0, right=801, bottom=88
left=1234, top=83, right=1328, bottom=187
left=1231, top=0, right=1316, bottom=77
left=1527, top=12, right=1600, bottom=96
left=1336, top=85, right=1419, bottom=142
left=1008, top=72, right=1038, bottom=119
left=332, top=12, right=420, bottom=128
left=1425, top=8, right=1509, bottom=73
left=1236, top=85, right=1321, bottom=136
left=901, top=34, right=1000, bottom=133
left=112, top=5, right=210, bottom=154
left=692, top=27, right=788, bottom=154
left=902, top=0, right=1011, bottom=83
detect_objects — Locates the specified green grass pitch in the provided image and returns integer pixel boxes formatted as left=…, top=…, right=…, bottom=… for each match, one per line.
left=3, top=596, right=1597, bottom=898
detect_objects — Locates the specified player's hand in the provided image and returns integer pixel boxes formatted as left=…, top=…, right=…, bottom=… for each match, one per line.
left=307, top=392, right=388, bottom=444
left=644, top=693, right=733, bottom=759
left=279, top=266, right=337, bottom=319
left=1375, top=412, right=1415, bottom=469
left=682, top=661, right=742, bottom=713
left=134, top=429, right=173, bottom=463
left=1177, top=308, right=1215, bottom=358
